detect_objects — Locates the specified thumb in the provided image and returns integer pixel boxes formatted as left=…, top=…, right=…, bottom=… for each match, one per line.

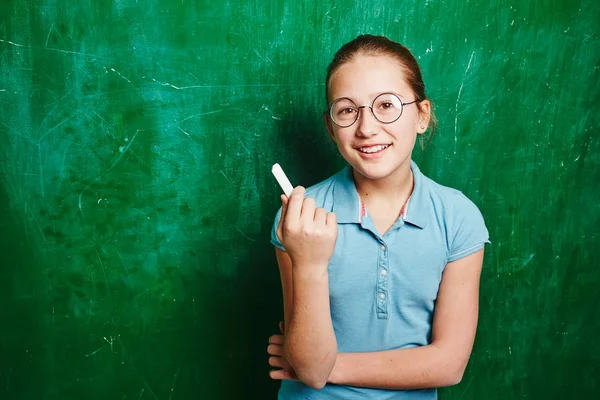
left=276, top=195, right=288, bottom=242
left=279, top=321, right=285, bottom=334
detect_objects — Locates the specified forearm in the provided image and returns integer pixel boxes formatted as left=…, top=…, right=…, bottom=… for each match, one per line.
left=286, top=265, right=337, bottom=389
left=329, top=343, right=467, bottom=390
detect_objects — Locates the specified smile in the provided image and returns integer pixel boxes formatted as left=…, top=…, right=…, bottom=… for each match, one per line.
left=357, top=144, right=390, bottom=154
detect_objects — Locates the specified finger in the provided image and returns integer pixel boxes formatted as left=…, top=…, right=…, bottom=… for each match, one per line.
left=269, top=369, right=298, bottom=381
left=269, top=356, right=285, bottom=368
left=326, top=211, right=338, bottom=230
left=269, top=334, right=284, bottom=345
left=301, top=197, right=316, bottom=223
left=314, top=208, right=327, bottom=225
left=276, top=195, right=288, bottom=242
left=285, top=186, right=305, bottom=226
left=267, top=344, right=285, bottom=357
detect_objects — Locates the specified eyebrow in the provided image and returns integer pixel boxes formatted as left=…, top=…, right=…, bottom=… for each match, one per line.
left=370, top=91, right=406, bottom=99
left=331, top=91, right=408, bottom=103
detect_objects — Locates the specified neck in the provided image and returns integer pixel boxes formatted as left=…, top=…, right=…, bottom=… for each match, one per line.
left=352, top=160, right=414, bottom=205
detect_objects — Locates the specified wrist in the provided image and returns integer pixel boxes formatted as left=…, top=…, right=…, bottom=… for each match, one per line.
left=328, top=352, right=345, bottom=384
left=292, top=264, right=329, bottom=280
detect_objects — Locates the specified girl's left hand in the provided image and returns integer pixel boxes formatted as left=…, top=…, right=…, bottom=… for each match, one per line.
left=267, top=322, right=298, bottom=381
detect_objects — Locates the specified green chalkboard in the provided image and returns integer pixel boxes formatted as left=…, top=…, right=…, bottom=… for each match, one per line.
left=1, top=0, right=599, bottom=398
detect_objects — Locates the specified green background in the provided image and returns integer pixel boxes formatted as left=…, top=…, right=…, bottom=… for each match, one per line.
left=1, top=0, right=598, bottom=398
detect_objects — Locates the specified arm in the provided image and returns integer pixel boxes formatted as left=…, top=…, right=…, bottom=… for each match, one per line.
left=274, top=190, right=338, bottom=389
left=328, top=248, right=484, bottom=389
left=276, top=248, right=336, bottom=389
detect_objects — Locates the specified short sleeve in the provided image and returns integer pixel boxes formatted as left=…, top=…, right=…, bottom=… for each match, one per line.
left=447, top=193, right=490, bottom=263
left=270, top=206, right=286, bottom=251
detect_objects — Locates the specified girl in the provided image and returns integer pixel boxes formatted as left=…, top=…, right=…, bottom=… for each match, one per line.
left=267, top=35, right=489, bottom=399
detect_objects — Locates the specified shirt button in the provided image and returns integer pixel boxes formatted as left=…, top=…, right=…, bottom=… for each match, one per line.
left=380, top=269, right=387, bottom=276
left=379, top=293, right=386, bottom=300
left=381, top=245, right=386, bottom=251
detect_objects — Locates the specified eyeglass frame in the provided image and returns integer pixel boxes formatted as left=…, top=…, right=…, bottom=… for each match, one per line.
left=328, top=92, right=419, bottom=128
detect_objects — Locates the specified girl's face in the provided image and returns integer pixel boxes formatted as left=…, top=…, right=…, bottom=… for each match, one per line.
left=325, top=54, right=430, bottom=182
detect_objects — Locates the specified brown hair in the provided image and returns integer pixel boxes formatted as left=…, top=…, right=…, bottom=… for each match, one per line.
left=326, top=34, right=437, bottom=146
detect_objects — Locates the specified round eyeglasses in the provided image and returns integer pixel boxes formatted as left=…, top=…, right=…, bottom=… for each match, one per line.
left=328, top=93, right=418, bottom=128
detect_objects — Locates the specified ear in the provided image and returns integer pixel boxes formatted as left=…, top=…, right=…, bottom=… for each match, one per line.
left=323, top=112, right=336, bottom=142
left=416, top=100, right=431, bottom=135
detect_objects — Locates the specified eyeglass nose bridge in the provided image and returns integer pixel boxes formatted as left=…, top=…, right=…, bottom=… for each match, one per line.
left=355, top=105, right=377, bottom=122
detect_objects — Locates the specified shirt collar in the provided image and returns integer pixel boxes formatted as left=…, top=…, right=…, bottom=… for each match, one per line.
left=332, top=160, right=429, bottom=229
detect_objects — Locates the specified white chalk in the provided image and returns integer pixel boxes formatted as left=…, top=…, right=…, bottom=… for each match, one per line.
left=271, top=163, right=293, bottom=197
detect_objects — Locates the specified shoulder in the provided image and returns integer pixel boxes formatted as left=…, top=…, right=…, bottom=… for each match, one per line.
left=425, top=176, right=483, bottom=217
left=419, top=172, right=489, bottom=260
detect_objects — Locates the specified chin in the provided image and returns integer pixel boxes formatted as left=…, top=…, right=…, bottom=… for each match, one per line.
left=351, top=162, right=396, bottom=181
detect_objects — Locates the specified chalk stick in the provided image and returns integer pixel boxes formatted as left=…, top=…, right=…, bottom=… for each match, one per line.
left=271, top=163, right=293, bottom=197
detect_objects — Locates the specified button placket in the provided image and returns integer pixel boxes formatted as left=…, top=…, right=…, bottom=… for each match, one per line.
left=376, top=241, right=389, bottom=319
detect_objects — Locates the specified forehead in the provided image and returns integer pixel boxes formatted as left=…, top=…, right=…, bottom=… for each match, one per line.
left=328, top=54, right=412, bottom=101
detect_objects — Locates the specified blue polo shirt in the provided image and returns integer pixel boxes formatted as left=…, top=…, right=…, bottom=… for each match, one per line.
left=271, top=160, right=490, bottom=399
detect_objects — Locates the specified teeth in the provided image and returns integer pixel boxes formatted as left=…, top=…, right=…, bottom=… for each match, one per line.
left=359, top=145, right=389, bottom=153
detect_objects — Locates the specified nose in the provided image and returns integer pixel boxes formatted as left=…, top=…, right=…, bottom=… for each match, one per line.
left=355, top=106, right=379, bottom=137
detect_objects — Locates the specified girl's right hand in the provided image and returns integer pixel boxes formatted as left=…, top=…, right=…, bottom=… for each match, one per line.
left=276, top=186, right=338, bottom=269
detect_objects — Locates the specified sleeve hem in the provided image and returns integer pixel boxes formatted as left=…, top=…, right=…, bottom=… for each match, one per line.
left=271, top=239, right=286, bottom=252
left=447, top=240, right=489, bottom=262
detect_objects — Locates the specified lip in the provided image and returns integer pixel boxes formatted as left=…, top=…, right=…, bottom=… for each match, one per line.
left=355, top=143, right=391, bottom=159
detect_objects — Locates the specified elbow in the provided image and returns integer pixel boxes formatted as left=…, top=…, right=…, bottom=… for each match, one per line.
left=439, top=361, right=467, bottom=387
left=442, top=370, right=464, bottom=387
left=285, top=348, right=336, bottom=390
left=296, top=372, right=328, bottom=390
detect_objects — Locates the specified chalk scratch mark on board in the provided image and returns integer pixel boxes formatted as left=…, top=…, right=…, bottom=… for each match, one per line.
left=89, top=110, right=111, bottom=128
left=47, top=46, right=111, bottom=59
left=88, top=263, right=97, bottom=328
left=136, top=389, right=145, bottom=400
left=149, top=77, right=321, bottom=90
left=0, top=89, right=6, bottom=92
left=236, top=227, right=256, bottom=242
left=454, top=50, right=475, bottom=155
left=38, top=144, right=45, bottom=197
left=238, top=138, right=251, bottom=155
left=458, top=375, right=473, bottom=399
left=1, top=38, right=112, bottom=59
left=177, top=109, right=224, bottom=123
left=178, top=127, right=197, bottom=144
left=97, top=251, right=113, bottom=311
left=260, top=104, right=283, bottom=120
left=25, top=204, right=48, bottom=244
left=322, top=6, right=337, bottom=32
left=220, top=170, right=233, bottom=184
left=106, top=67, right=132, bottom=83
left=85, top=347, right=104, bottom=358
left=45, top=22, right=55, bottom=48
left=46, top=89, right=73, bottom=108
left=0, top=38, right=24, bottom=47
left=499, top=253, right=536, bottom=274
left=103, top=336, right=114, bottom=353
left=135, top=368, right=159, bottom=400
left=168, top=362, right=182, bottom=400
left=253, top=49, right=275, bottom=67
left=39, top=114, right=77, bottom=141
left=77, top=129, right=140, bottom=217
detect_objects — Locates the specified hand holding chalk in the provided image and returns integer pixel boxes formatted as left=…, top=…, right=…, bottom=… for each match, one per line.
left=272, top=163, right=337, bottom=268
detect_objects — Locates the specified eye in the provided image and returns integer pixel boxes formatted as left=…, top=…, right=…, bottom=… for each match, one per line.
left=338, top=107, right=357, bottom=115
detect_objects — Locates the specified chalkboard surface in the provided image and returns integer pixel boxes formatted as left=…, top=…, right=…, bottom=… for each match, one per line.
left=1, top=0, right=599, bottom=398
